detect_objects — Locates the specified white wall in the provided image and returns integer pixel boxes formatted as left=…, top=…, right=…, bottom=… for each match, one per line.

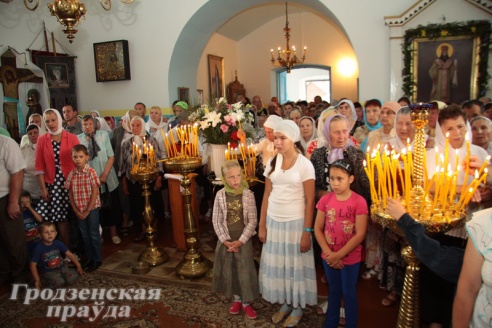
left=237, top=11, right=358, bottom=103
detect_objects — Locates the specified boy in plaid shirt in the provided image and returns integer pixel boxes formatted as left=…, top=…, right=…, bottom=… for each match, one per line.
left=64, top=144, right=102, bottom=272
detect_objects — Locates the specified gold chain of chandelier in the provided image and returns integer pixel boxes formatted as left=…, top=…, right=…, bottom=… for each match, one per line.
left=270, top=2, right=307, bottom=73
left=17, top=0, right=134, bottom=43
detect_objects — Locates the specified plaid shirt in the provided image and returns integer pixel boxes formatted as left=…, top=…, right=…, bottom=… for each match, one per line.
left=64, top=164, right=101, bottom=212
left=212, top=189, right=257, bottom=245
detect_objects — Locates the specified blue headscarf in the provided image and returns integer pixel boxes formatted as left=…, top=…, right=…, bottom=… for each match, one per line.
left=360, top=101, right=383, bottom=152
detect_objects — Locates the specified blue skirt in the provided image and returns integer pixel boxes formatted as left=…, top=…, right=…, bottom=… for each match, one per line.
left=259, top=215, right=317, bottom=308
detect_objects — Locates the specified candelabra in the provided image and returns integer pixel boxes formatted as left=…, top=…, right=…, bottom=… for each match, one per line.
left=164, top=157, right=211, bottom=278
left=270, top=2, right=306, bottom=73
left=130, top=166, right=169, bottom=267
left=368, top=103, right=481, bottom=327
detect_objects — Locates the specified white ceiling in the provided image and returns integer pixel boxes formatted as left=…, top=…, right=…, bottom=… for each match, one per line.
left=216, top=3, right=321, bottom=41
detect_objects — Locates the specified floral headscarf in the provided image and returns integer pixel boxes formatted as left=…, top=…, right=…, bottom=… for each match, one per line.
left=323, top=114, right=354, bottom=164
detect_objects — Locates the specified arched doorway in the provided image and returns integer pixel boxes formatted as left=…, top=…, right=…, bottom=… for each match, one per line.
left=168, top=0, right=353, bottom=102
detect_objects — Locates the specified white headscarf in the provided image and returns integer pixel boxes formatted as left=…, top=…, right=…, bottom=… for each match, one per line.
left=90, top=110, right=101, bottom=117
left=95, top=117, right=112, bottom=132
left=44, top=108, right=63, bottom=135
left=338, top=99, right=357, bottom=121
left=264, top=115, right=283, bottom=129
left=270, top=120, right=301, bottom=178
left=130, top=116, right=147, bottom=146
left=298, top=116, right=317, bottom=152
left=29, top=113, right=47, bottom=135
left=121, top=111, right=133, bottom=133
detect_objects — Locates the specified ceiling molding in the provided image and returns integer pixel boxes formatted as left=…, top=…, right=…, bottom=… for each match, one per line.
left=464, top=0, right=492, bottom=14
left=383, top=0, right=437, bottom=27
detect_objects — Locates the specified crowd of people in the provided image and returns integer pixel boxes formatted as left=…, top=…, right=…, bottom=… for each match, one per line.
left=1, top=94, right=491, bottom=327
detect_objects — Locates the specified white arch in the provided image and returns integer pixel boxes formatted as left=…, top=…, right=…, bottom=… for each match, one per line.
left=167, top=0, right=352, bottom=100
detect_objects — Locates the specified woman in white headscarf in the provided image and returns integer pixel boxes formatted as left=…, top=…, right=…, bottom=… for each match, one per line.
left=253, top=115, right=283, bottom=168
left=119, top=116, right=163, bottom=241
left=35, top=109, right=80, bottom=247
left=258, top=120, right=317, bottom=327
left=95, top=117, right=112, bottom=134
left=20, top=113, right=46, bottom=147
left=298, top=116, right=317, bottom=157
left=337, top=99, right=364, bottom=136
left=145, top=106, right=168, bottom=137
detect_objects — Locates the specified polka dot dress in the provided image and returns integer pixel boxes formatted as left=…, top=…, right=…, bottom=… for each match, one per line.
left=36, top=140, right=70, bottom=222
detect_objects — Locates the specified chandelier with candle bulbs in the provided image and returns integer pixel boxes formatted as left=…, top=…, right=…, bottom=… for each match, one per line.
left=270, top=2, right=306, bottom=73
left=4, top=0, right=134, bottom=43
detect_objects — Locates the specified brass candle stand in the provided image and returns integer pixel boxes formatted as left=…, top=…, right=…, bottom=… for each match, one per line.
left=164, top=157, right=212, bottom=278
left=371, top=104, right=466, bottom=328
left=130, top=169, right=170, bottom=267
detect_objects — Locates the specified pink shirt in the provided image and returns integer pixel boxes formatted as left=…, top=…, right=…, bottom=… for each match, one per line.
left=316, top=191, right=368, bottom=265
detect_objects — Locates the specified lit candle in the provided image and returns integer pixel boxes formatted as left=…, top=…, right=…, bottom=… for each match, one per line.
left=459, top=133, right=471, bottom=198
left=477, top=156, right=490, bottom=176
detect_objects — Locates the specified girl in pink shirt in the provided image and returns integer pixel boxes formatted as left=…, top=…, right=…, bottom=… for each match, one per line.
left=314, top=159, right=368, bottom=328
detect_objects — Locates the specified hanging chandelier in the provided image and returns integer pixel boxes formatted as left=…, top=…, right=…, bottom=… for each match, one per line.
left=2, top=0, right=134, bottom=43
left=270, top=2, right=306, bottom=73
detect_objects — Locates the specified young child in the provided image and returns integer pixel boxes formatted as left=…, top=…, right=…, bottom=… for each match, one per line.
left=20, top=190, right=43, bottom=257
left=30, top=221, right=84, bottom=289
left=314, top=159, right=368, bottom=328
left=64, top=144, right=102, bottom=272
left=212, top=160, right=259, bottom=319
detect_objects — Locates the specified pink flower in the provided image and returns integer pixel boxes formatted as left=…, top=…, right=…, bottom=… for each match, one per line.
left=220, top=124, right=229, bottom=133
left=223, top=115, right=236, bottom=127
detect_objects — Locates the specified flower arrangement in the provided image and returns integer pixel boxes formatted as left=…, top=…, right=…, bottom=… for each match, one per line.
left=189, top=97, right=254, bottom=146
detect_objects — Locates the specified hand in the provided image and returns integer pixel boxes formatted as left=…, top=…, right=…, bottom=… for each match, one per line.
left=466, top=156, right=481, bottom=175
left=7, top=202, right=21, bottom=220
left=76, top=265, right=85, bottom=276
left=223, top=241, right=239, bottom=253
left=386, top=198, right=406, bottom=220
left=258, top=226, right=267, bottom=243
left=470, top=189, right=482, bottom=203
left=325, top=252, right=343, bottom=268
left=34, top=280, right=41, bottom=290
left=300, top=232, right=311, bottom=253
left=479, top=187, right=492, bottom=202
left=41, top=189, right=49, bottom=202
left=99, top=174, right=107, bottom=184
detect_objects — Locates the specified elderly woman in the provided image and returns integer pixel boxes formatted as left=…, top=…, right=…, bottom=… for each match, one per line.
left=35, top=109, right=80, bottom=247
left=289, top=108, right=302, bottom=126
left=423, top=104, right=488, bottom=327
left=21, top=124, right=42, bottom=202
left=366, top=101, right=399, bottom=152
left=388, top=106, right=416, bottom=152
left=470, top=115, right=492, bottom=209
left=337, top=99, right=364, bottom=137
left=20, top=113, right=46, bottom=147
left=470, top=116, right=492, bottom=154
left=298, top=116, right=317, bottom=157
left=310, top=114, right=370, bottom=205
left=353, top=99, right=382, bottom=152
left=78, top=115, right=122, bottom=244
left=120, top=116, right=163, bottom=241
